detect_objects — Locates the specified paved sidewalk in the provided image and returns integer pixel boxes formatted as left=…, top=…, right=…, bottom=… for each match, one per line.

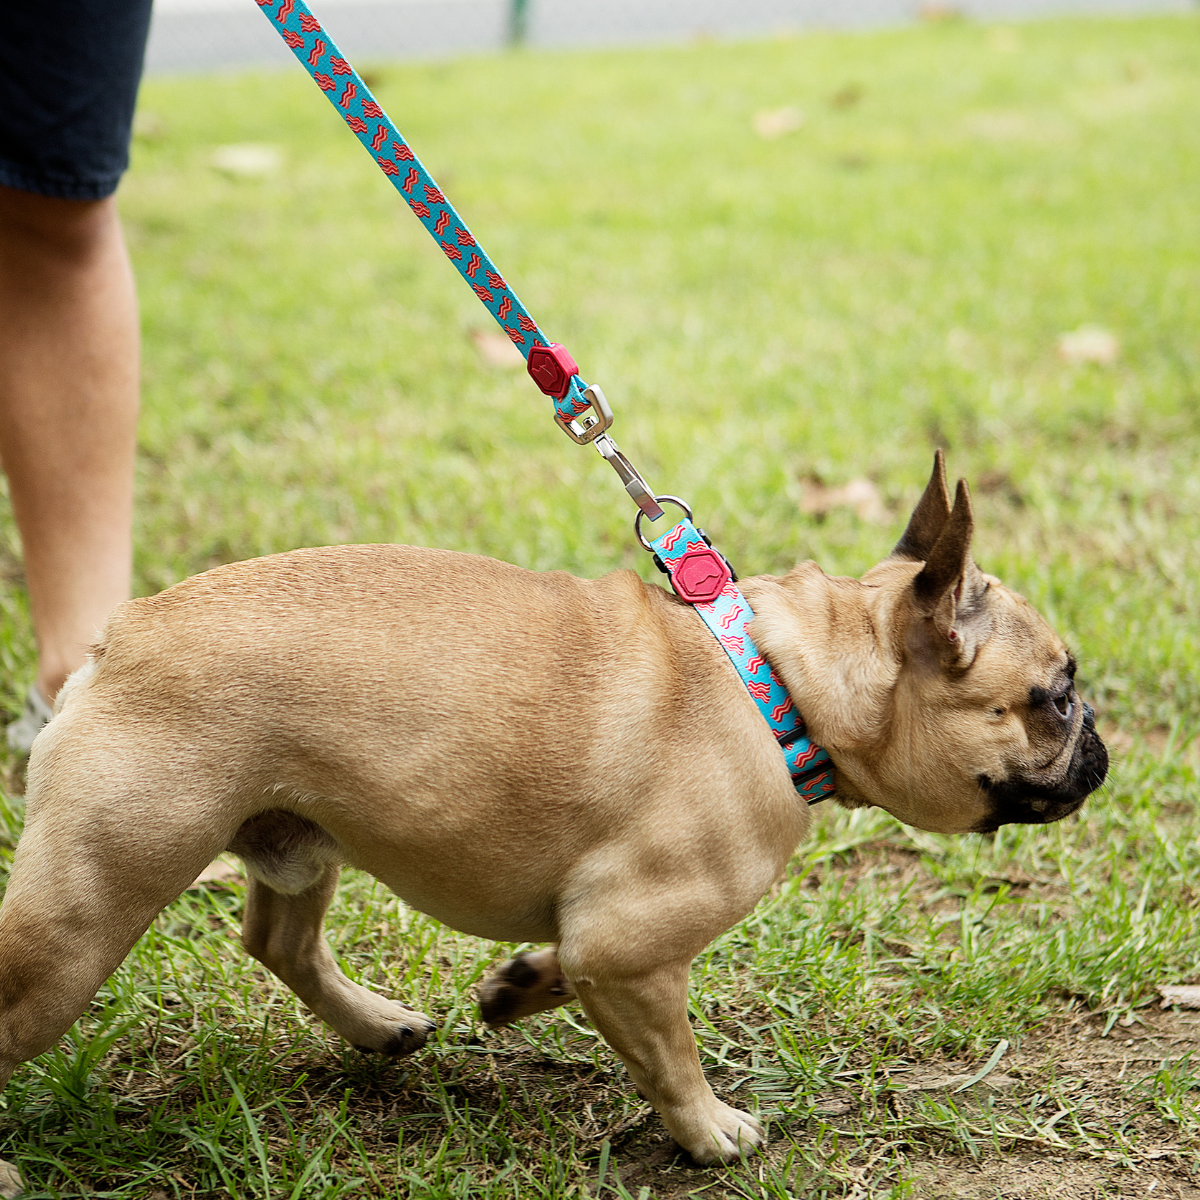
left=146, top=0, right=1190, bottom=72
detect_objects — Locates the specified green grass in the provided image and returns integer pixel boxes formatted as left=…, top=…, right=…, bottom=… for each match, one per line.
left=1, top=11, right=1199, bottom=1197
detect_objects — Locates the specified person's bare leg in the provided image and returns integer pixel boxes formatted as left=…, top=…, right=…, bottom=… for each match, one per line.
left=0, top=185, right=138, bottom=703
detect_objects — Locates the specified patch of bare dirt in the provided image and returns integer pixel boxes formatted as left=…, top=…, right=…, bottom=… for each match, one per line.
left=898, top=1008, right=1200, bottom=1198
left=909, top=1156, right=1200, bottom=1199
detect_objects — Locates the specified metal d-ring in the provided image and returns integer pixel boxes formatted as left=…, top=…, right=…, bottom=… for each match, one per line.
left=634, top=495, right=694, bottom=551
left=554, top=383, right=614, bottom=445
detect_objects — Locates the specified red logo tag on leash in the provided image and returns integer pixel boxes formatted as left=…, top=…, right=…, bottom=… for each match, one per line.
left=670, top=547, right=733, bottom=604
left=527, top=343, right=578, bottom=398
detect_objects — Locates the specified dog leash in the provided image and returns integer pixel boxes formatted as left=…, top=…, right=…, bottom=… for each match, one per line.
left=255, top=0, right=835, bottom=804
left=254, top=0, right=658, bottom=520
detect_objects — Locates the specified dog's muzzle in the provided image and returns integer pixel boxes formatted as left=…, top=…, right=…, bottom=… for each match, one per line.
left=974, top=703, right=1108, bottom=833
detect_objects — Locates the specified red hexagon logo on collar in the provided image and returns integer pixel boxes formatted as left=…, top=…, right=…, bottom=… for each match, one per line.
left=670, top=546, right=732, bottom=604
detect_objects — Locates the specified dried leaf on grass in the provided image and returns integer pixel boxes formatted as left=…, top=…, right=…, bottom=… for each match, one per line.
left=987, top=27, right=1023, bottom=53
left=905, top=1071, right=1018, bottom=1093
left=799, top=477, right=888, bottom=523
left=966, top=112, right=1031, bottom=141
left=0, top=1161, right=22, bottom=1200
left=133, top=112, right=167, bottom=142
left=210, top=144, right=283, bottom=178
left=1057, top=325, right=1120, bottom=366
left=469, top=329, right=525, bottom=368
left=752, top=106, right=805, bottom=140
left=1158, top=984, right=1200, bottom=1010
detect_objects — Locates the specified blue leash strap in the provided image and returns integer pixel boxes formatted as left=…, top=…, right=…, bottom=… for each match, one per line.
left=648, top=518, right=836, bottom=804
left=257, top=0, right=586, bottom=418
left=256, top=0, right=665, bottom=526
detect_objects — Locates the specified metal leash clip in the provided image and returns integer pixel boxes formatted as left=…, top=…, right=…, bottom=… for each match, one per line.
left=526, top=343, right=664, bottom=521
left=556, top=384, right=664, bottom=521
left=594, top=441, right=663, bottom=521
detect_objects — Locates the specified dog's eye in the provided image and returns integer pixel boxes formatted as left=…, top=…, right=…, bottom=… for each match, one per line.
left=1053, top=691, right=1073, bottom=717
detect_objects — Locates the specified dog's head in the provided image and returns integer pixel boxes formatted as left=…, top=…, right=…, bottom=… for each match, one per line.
left=743, top=452, right=1108, bottom=835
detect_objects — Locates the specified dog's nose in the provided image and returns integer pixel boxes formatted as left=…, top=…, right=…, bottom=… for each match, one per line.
left=1082, top=702, right=1096, bottom=729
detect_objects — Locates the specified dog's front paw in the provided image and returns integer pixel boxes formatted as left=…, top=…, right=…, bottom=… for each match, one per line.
left=675, top=1101, right=765, bottom=1165
left=479, top=948, right=574, bottom=1027
left=351, top=1005, right=437, bottom=1058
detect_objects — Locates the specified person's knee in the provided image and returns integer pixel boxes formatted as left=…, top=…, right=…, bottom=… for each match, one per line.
left=0, top=186, right=117, bottom=265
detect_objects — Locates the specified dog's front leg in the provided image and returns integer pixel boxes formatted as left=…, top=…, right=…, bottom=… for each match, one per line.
left=240, top=865, right=435, bottom=1056
left=569, top=960, right=764, bottom=1164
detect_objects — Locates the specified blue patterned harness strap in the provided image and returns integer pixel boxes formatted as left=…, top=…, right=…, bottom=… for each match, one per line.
left=648, top=518, right=836, bottom=805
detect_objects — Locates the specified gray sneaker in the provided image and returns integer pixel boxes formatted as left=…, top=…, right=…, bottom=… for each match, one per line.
left=6, top=685, right=54, bottom=755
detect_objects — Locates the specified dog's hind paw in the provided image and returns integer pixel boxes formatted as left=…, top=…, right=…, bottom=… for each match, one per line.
left=478, top=948, right=574, bottom=1027
left=677, top=1102, right=765, bottom=1165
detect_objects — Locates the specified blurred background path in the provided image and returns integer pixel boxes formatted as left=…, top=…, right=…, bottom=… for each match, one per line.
left=147, top=0, right=1193, bottom=72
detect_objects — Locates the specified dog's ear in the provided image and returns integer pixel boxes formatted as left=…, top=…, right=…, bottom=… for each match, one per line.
left=910, top=478, right=991, bottom=661
left=892, top=450, right=951, bottom=562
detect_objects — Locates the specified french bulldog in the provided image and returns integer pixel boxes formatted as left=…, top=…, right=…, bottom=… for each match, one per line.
left=0, top=452, right=1105, bottom=1189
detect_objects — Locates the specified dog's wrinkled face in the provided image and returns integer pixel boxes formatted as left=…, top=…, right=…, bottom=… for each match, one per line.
left=866, top=565, right=1110, bottom=834
left=745, top=451, right=1108, bottom=836
left=958, top=640, right=1108, bottom=835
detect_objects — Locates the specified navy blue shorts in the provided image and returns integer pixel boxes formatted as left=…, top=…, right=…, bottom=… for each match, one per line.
left=0, top=0, right=154, bottom=201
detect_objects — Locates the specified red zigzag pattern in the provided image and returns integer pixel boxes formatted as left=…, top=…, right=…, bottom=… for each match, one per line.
left=793, top=744, right=820, bottom=770
left=718, top=605, right=743, bottom=630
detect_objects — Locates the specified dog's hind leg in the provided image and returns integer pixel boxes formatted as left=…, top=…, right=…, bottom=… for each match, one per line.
left=478, top=948, right=574, bottom=1027
left=0, top=756, right=228, bottom=1094
left=235, top=823, right=435, bottom=1057
left=0, top=746, right=229, bottom=1198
